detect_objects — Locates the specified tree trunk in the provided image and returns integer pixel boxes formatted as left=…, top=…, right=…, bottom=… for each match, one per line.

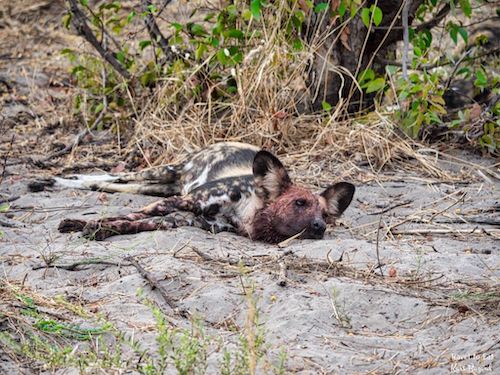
left=304, top=0, right=425, bottom=111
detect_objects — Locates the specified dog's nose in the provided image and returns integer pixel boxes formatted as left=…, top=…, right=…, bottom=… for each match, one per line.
left=311, top=218, right=326, bottom=235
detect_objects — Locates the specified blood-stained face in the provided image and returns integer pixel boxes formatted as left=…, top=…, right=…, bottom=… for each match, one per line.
left=265, top=186, right=326, bottom=239
left=251, top=151, right=355, bottom=243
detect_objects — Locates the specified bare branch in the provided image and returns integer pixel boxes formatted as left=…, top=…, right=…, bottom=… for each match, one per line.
left=39, top=104, right=106, bottom=163
left=67, top=0, right=131, bottom=80
left=377, top=47, right=500, bottom=70
left=141, top=0, right=176, bottom=62
left=415, top=3, right=451, bottom=32
left=374, top=4, right=451, bottom=32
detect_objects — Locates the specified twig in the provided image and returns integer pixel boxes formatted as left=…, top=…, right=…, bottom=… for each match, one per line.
left=0, top=135, right=14, bottom=185
left=84, top=4, right=122, bottom=51
left=67, top=0, right=131, bottom=79
left=435, top=218, right=499, bottom=226
left=125, top=256, right=178, bottom=312
left=141, top=0, right=175, bottom=62
left=375, top=214, right=384, bottom=277
left=397, top=274, right=445, bottom=285
left=475, top=338, right=500, bottom=356
left=32, top=259, right=127, bottom=271
left=367, top=200, right=413, bottom=215
left=41, top=52, right=109, bottom=164
left=428, top=192, right=466, bottom=222
left=373, top=4, right=451, bottom=32
left=0, top=195, right=20, bottom=205
left=444, top=50, right=473, bottom=92
left=415, top=3, right=450, bottom=32
left=190, top=246, right=256, bottom=266
left=277, top=229, right=305, bottom=248
left=378, top=47, right=500, bottom=70
left=391, top=228, right=500, bottom=236
left=0, top=218, right=21, bottom=228
left=8, top=204, right=93, bottom=213
left=171, top=240, right=192, bottom=257
left=39, top=94, right=106, bottom=163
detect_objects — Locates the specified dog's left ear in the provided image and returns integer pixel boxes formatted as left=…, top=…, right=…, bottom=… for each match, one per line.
left=253, top=150, right=292, bottom=201
left=320, top=182, right=355, bottom=219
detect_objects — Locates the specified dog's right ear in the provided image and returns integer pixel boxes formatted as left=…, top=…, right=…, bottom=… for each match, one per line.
left=320, top=182, right=355, bottom=222
left=253, top=151, right=292, bottom=201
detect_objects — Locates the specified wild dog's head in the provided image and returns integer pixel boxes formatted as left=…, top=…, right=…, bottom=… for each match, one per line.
left=251, top=150, right=355, bottom=243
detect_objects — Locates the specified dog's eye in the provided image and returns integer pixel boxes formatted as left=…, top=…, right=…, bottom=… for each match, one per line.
left=295, top=199, right=306, bottom=207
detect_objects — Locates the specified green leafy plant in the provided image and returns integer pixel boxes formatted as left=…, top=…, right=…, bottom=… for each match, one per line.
left=352, top=0, right=498, bottom=154
left=360, top=4, right=383, bottom=28
left=358, top=68, right=386, bottom=94
left=395, top=69, right=446, bottom=138
left=139, top=302, right=208, bottom=375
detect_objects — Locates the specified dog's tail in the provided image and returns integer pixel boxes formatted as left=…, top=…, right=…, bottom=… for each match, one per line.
left=29, top=166, right=181, bottom=197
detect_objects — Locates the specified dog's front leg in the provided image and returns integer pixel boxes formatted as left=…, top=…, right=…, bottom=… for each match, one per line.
left=80, top=212, right=197, bottom=240
left=58, top=196, right=201, bottom=240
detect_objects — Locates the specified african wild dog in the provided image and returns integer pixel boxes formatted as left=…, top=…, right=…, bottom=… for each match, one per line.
left=56, top=142, right=355, bottom=243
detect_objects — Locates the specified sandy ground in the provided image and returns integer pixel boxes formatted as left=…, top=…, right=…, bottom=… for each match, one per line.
left=1, top=1, right=499, bottom=374
left=1, top=171, right=499, bottom=373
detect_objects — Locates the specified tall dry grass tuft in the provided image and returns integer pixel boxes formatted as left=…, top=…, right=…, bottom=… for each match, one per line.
left=126, top=1, right=488, bottom=183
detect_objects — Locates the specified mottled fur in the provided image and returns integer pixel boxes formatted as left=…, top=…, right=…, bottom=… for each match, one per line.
left=56, top=142, right=355, bottom=243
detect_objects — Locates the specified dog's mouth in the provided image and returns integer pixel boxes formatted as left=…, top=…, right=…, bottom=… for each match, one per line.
left=277, top=223, right=326, bottom=242
left=300, top=228, right=326, bottom=240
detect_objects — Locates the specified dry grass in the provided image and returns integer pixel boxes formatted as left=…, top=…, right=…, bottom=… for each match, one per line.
left=1, top=0, right=497, bottom=186
left=129, top=60, right=492, bottom=186
left=122, top=1, right=498, bottom=185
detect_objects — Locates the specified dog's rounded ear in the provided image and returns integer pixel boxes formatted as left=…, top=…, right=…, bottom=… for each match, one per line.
left=253, top=151, right=292, bottom=200
left=321, top=182, right=355, bottom=218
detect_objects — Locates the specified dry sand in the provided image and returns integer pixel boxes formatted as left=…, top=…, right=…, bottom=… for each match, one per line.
left=1, top=173, right=498, bottom=373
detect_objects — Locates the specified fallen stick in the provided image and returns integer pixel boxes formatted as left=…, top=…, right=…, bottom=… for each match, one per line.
left=435, top=218, right=500, bottom=226
left=0, top=195, right=20, bottom=205
left=375, top=214, right=384, bottom=277
left=277, top=229, right=305, bottom=248
left=39, top=108, right=106, bottom=163
left=125, top=256, right=178, bottom=312
left=365, top=190, right=466, bottom=236
left=391, top=228, right=500, bottom=237
left=190, top=247, right=256, bottom=267
left=428, top=192, right=466, bottom=222
left=32, top=259, right=127, bottom=271
left=367, top=200, right=413, bottom=215
left=0, top=218, right=21, bottom=228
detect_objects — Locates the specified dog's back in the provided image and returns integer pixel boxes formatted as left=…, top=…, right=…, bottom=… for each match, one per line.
left=178, top=142, right=259, bottom=194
